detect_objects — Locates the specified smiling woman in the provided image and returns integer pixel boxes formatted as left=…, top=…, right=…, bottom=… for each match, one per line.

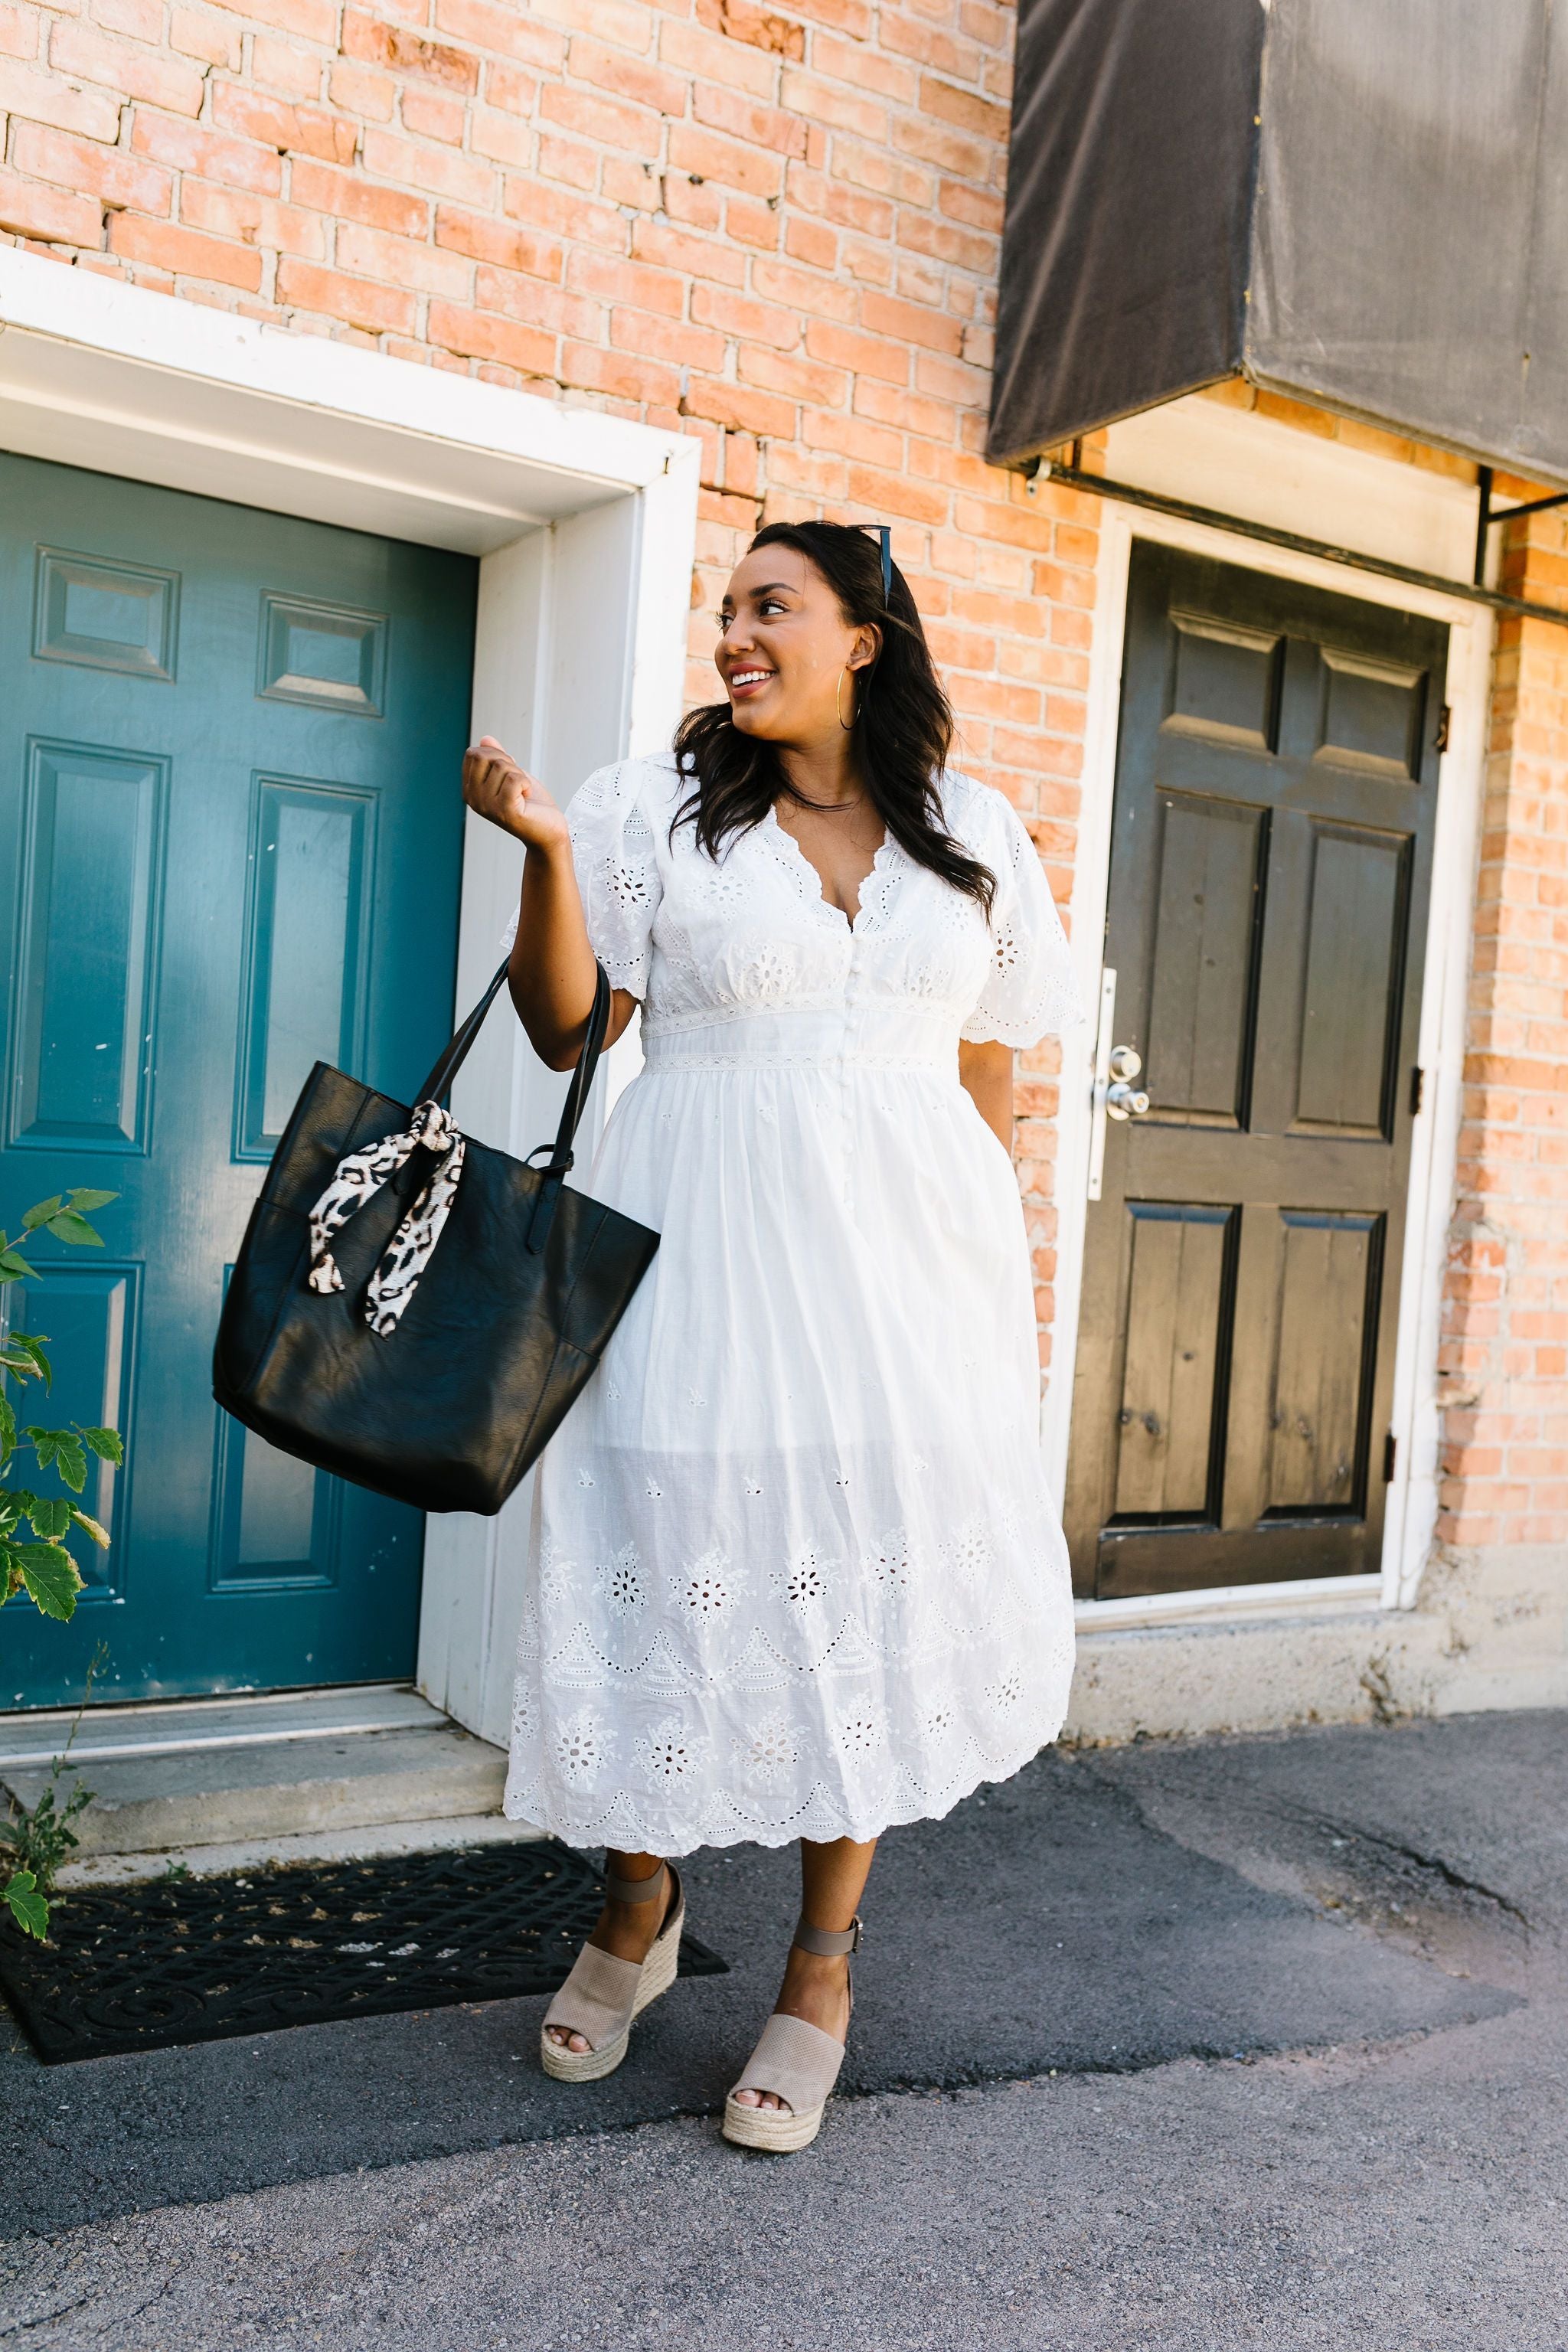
left=682, top=521, right=999, bottom=930
left=460, top=519, right=1083, bottom=2154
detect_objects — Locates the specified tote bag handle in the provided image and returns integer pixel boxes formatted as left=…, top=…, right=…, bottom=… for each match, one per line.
left=417, top=959, right=516, bottom=1106
left=410, top=957, right=615, bottom=1255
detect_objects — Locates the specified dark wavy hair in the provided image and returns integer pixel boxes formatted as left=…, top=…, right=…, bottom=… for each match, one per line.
left=671, top=521, right=995, bottom=914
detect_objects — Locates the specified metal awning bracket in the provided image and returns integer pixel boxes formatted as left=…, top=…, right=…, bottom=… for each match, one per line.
left=1023, top=457, right=1568, bottom=632
left=1474, top=462, right=1568, bottom=586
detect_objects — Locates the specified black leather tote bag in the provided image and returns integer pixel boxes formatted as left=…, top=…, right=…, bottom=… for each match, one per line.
left=213, top=959, right=658, bottom=1515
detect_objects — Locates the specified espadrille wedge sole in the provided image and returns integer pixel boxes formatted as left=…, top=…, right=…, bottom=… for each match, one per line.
left=540, top=1861, right=683, bottom=2083
left=721, top=1913, right=861, bottom=2154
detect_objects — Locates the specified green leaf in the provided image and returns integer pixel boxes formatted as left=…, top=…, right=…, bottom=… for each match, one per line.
left=26, top=1429, right=87, bottom=1491
left=2, top=1334, right=51, bottom=1389
left=0, top=1248, right=35, bottom=1284
left=16, top=1544, right=81, bottom=1621
left=41, top=1210, right=103, bottom=1250
left=0, top=1391, right=15, bottom=1462
left=20, top=1197, right=62, bottom=1231
left=66, top=1189, right=118, bottom=1215
left=3, top=1870, right=48, bottom=1940
left=80, top=1426, right=124, bottom=1466
left=70, top=1508, right=111, bottom=1550
left=28, top=1496, right=72, bottom=1540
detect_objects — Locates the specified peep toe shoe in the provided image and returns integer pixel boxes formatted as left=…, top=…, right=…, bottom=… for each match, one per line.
left=540, top=1859, right=684, bottom=2082
left=722, top=1913, right=861, bottom=2153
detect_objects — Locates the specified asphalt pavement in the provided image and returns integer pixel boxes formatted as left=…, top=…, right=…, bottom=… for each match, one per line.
left=5, top=1707, right=1566, bottom=2350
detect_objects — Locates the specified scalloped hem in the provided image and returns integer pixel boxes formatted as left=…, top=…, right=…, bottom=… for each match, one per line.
left=500, top=1716, right=1067, bottom=1857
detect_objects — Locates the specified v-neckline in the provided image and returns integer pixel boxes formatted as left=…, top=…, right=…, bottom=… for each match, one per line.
left=763, top=805, right=895, bottom=931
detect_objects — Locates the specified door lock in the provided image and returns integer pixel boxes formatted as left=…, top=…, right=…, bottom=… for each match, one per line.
left=1106, top=1076, right=1151, bottom=1120
left=1106, top=1038, right=1150, bottom=1119
left=1088, top=977, right=1152, bottom=1198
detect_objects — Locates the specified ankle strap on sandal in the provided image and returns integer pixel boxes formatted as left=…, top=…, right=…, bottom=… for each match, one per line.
left=792, top=1911, right=863, bottom=1957
left=606, top=1860, right=667, bottom=1903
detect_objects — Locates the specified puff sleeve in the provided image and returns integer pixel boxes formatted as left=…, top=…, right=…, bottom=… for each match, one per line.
left=959, top=789, right=1084, bottom=1047
left=499, top=760, right=662, bottom=998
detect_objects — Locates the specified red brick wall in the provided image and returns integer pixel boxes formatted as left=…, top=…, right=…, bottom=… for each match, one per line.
left=17, top=5, right=1564, bottom=1525
left=1439, top=503, right=1568, bottom=1549
left=0, top=0, right=1093, bottom=1371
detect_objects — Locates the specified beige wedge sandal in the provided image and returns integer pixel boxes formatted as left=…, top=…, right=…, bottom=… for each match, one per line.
left=721, top=1913, right=862, bottom=2153
left=540, top=1859, right=684, bottom=2082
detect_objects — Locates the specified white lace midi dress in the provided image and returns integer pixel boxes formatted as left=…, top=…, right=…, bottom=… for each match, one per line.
left=501, top=751, right=1083, bottom=1855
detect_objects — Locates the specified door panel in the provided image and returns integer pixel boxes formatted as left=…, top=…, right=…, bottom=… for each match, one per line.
left=2, top=453, right=477, bottom=1707
left=1067, top=544, right=1446, bottom=1599
left=1144, top=793, right=1265, bottom=1125
left=1112, top=1201, right=1234, bottom=1521
left=13, top=740, right=166, bottom=1153
left=1314, top=648, right=1426, bottom=776
left=1165, top=611, right=1284, bottom=748
left=237, top=776, right=374, bottom=1159
left=1294, top=825, right=1407, bottom=1135
left=211, top=1413, right=341, bottom=1591
left=1263, top=1209, right=1381, bottom=1514
left=33, top=547, right=180, bottom=681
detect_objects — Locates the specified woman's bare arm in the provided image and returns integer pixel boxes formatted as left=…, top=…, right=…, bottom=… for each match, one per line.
left=462, top=737, right=639, bottom=1071
left=959, top=1039, right=1014, bottom=1152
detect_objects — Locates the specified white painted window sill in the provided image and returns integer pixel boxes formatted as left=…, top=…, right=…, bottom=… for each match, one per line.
left=1075, top=1573, right=1387, bottom=1635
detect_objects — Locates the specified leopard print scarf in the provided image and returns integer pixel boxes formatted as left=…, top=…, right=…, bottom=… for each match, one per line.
left=306, top=1101, right=466, bottom=1338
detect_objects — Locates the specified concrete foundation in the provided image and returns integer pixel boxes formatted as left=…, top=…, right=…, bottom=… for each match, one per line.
left=1064, top=1544, right=1568, bottom=1744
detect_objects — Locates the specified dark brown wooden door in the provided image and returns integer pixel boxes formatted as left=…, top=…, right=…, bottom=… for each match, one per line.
left=1067, top=543, right=1448, bottom=1599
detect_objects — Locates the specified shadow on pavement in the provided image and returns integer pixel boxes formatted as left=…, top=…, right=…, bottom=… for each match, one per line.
left=6, top=1713, right=1540, bottom=2238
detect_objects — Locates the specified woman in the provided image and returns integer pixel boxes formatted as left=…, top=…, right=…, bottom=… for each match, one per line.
left=462, top=520, right=1081, bottom=2153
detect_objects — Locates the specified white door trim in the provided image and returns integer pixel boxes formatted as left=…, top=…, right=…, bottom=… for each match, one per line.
left=1050, top=401, right=1489, bottom=1628
left=0, top=248, right=699, bottom=1737
left=0, top=247, right=688, bottom=547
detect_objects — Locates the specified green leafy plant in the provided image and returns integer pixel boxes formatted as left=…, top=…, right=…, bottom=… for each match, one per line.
left=0, top=1191, right=123, bottom=1624
left=0, top=1643, right=106, bottom=1940
left=1, top=1779, right=93, bottom=1937
left=1, top=1194, right=124, bottom=1941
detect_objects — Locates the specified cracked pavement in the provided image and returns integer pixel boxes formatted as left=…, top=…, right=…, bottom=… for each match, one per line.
left=5, top=1707, right=1566, bottom=2350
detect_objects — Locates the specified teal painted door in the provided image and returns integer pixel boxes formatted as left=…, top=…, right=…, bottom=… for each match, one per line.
left=1, top=453, right=476, bottom=1707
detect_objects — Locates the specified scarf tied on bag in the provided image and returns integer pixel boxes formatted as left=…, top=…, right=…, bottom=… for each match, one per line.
left=306, top=1101, right=466, bottom=1338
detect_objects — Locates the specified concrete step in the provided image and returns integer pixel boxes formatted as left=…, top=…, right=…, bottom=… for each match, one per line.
left=0, top=1693, right=511, bottom=1856
left=57, top=1807, right=545, bottom=1889
left=0, top=1683, right=441, bottom=1771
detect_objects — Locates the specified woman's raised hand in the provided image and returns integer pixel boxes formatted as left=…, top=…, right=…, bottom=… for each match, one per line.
left=462, top=737, right=570, bottom=852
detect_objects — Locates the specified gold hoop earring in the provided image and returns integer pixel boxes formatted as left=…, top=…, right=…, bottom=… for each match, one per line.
left=836, top=665, right=856, bottom=731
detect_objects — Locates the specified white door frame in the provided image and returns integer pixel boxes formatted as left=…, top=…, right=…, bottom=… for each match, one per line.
left=1048, top=398, right=1490, bottom=1631
left=0, top=248, right=699, bottom=1739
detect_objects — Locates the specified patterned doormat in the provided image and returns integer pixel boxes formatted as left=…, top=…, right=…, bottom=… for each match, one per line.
left=0, top=1841, right=727, bottom=2065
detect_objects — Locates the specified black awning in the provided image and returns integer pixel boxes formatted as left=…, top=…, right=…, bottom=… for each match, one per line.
left=989, top=0, right=1568, bottom=490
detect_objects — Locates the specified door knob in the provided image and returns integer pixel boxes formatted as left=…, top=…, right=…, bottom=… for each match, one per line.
left=1089, top=978, right=1149, bottom=1200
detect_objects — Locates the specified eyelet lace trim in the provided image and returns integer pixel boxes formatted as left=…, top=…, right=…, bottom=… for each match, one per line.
left=758, top=809, right=904, bottom=934
left=505, top=1487, right=1076, bottom=1854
